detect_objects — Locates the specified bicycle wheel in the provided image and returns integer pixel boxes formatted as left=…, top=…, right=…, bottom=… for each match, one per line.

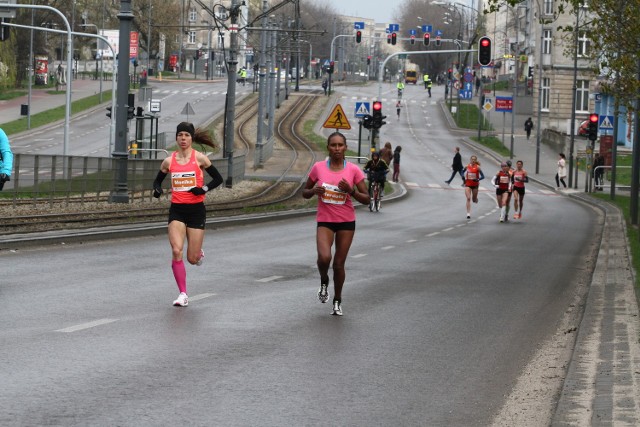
left=373, top=184, right=380, bottom=212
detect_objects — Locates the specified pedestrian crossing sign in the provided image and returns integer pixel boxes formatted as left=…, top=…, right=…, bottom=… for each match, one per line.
left=355, top=102, right=371, bottom=117
left=323, top=104, right=351, bottom=130
left=599, top=115, right=614, bottom=130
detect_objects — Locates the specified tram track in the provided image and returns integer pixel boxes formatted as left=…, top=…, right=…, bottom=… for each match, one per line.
left=1, top=91, right=324, bottom=235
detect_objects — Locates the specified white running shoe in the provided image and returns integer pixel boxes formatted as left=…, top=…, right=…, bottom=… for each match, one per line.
left=173, top=293, right=188, bottom=307
left=466, top=213, right=471, bottom=219
left=331, top=300, right=343, bottom=316
left=318, top=283, right=329, bottom=303
left=195, top=249, right=205, bottom=266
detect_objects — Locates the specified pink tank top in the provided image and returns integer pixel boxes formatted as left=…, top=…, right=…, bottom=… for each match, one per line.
left=169, top=150, right=205, bottom=204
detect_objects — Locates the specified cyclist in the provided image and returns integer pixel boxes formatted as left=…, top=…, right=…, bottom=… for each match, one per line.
left=363, top=151, right=389, bottom=197
left=397, top=80, right=405, bottom=98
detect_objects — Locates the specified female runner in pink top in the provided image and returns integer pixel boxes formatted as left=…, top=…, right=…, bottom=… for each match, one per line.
left=152, top=122, right=223, bottom=307
left=302, top=132, right=369, bottom=316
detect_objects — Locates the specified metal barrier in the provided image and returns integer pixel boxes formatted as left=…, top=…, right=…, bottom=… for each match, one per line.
left=591, top=165, right=631, bottom=192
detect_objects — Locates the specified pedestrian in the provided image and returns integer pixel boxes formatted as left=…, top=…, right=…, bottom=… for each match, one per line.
left=423, top=73, right=429, bottom=89
left=396, top=100, right=402, bottom=120
left=445, top=146, right=465, bottom=185
left=379, top=141, right=393, bottom=166
left=321, top=78, right=328, bottom=95
left=593, top=153, right=605, bottom=190
left=302, top=132, right=369, bottom=316
left=475, top=75, right=481, bottom=95
left=524, top=117, right=534, bottom=140
left=427, top=76, right=432, bottom=98
left=463, top=155, right=484, bottom=219
left=392, top=145, right=402, bottom=182
left=512, top=160, right=528, bottom=219
left=152, top=122, right=224, bottom=307
left=556, top=153, right=567, bottom=189
left=492, top=162, right=512, bottom=223
left=0, top=128, right=14, bottom=191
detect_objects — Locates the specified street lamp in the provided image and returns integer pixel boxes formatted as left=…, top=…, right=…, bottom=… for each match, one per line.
left=298, top=39, right=313, bottom=86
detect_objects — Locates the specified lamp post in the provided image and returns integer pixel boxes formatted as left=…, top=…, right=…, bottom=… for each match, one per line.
left=298, top=39, right=312, bottom=87
left=80, top=21, right=102, bottom=102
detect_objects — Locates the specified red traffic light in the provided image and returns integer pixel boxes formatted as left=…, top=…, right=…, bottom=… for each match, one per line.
left=356, top=30, right=362, bottom=43
left=423, top=33, right=430, bottom=46
left=480, top=38, right=490, bottom=47
left=373, top=101, right=382, bottom=111
left=478, top=36, right=492, bottom=66
left=589, top=113, right=598, bottom=123
left=391, top=32, right=397, bottom=45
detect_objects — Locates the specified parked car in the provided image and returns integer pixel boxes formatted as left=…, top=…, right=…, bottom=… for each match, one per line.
left=578, top=119, right=589, bottom=137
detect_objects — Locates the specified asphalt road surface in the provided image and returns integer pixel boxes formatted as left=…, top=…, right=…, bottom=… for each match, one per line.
left=0, top=82, right=598, bottom=425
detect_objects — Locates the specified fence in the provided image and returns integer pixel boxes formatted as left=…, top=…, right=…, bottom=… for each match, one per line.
left=0, top=153, right=246, bottom=206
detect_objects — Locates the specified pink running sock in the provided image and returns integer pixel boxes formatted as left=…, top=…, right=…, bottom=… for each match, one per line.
left=171, top=260, right=187, bottom=294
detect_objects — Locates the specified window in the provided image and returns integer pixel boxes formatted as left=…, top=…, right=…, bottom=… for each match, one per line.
left=577, top=31, right=590, bottom=57
left=188, top=31, right=196, bottom=45
left=541, top=77, right=550, bottom=111
left=543, top=0, right=554, bottom=15
left=189, top=7, right=197, bottom=23
left=575, top=80, right=589, bottom=112
left=543, top=29, right=552, bottom=55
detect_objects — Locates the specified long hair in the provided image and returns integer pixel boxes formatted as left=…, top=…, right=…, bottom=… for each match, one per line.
left=193, top=127, right=216, bottom=149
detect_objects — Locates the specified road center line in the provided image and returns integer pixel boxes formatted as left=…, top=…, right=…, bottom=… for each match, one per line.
left=189, top=293, right=216, bottom=301
left=256, top=276, right=283, bottom=283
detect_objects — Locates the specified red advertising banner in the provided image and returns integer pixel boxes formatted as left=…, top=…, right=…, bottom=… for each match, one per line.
left=130, top=31, right=139, bottom=59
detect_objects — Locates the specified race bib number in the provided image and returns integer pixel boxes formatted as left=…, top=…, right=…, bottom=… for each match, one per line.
left=320, top=183, right=347, bottom=205
left=499, top=175, right=509, bottom=184
left=171, top=172, right=197, bottom=192
left=467, top=172, right=477, bottom=180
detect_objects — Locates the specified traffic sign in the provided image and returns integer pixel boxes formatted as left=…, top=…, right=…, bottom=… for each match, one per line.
left=409, top=29, right=416, bottom=36
left=354, top=22, right=365, bottom=29
left=483, top=98, right=493, bottom=112
left=599, top=115, right=614, bottom=130
left=323, top=104, right=351, bottom=130
left=495, top=96, right=513, bottom=112
left=355, top=102, right=371, bottom=118
left=435, top=30, right=443, bottom=37
left=463, top=72, right=473, bottom=83
left=0, top=0, right=17, bottom=19
left=388, top=24, right=399, bottom=32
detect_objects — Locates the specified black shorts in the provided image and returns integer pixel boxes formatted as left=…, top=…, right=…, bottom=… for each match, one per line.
left=513, top=186, right=525, bottom=196
left=168, top=202, right=206, bottom=229
left=317, top=221, right=356, bottom=232
left=496, top=188, right=509, bottom=196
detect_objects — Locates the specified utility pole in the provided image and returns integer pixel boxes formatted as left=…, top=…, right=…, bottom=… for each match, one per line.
left=223, top=0, right=242, bottom=187
left=110, top=0, right=134, bottom=203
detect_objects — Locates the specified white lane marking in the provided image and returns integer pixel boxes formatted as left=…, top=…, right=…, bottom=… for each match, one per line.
left=426, top=232, right=440, bottom=237
left=443, top=227, right=454, bottom=232
left=405, top=182, right=419, bottom=187
left=539, top=189, right=557, bottom=195
left=351, top=253, right=367, bottom=258
left=56, top=318, right=118, bottom=333
left=189, top=293, right=216, bottom=301
left=256, top=276, right=283, bottom=283
left=427, top=184, right=442, bottom=188
left=382, top=245, right=395, bottom=250
left=407, top=239, right=417, bottom=243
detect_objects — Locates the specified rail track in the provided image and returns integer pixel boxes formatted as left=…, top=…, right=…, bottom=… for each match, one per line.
left=1, top=91, right=324, bottom=234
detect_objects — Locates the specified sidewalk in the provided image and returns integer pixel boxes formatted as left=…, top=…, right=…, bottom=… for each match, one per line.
left=453, top=91, right=640, bottom=425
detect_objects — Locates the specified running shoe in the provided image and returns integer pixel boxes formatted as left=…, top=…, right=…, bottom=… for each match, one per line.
left=514, top=213, right=520, bottom=219
left=499, top=217, right=504, bottom=223
left=318, top=283, right=329, bottom=303
left=195, top=249, right=205, bottom=266
left=466, top=213, right=471, bottom=219
left=173, top=292, right=189, bottom=307
left=331, top=300, right=343, bottom=316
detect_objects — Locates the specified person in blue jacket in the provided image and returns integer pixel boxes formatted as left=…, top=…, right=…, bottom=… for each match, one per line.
left=0, top=128, right=13, bottom=191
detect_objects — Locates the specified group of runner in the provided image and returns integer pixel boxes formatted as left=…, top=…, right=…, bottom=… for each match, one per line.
left=462, top=155, right=529, bottom=222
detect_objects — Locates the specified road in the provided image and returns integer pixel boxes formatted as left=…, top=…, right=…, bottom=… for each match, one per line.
left=8, top=79, right=254, bottom=158
left=0, top=82, right=600, bottom=425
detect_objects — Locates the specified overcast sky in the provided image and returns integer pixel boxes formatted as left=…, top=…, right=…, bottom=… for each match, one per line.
left=324, top=0, right=477, bottom=25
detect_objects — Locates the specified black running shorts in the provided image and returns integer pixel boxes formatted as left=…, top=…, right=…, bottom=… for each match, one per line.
left=317, top=221, right=356, bottom=232
left=168, top=202, right=206, bottom=229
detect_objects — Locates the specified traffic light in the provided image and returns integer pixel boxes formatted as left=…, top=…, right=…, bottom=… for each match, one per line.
left=356, top=30, right=362, bottom=44
left=478, top=36, right=492, bottom=66
left=367, top=56, right=371, bottom=65
left=362, top=114, right=373, bottom=130
left=410, top=35, right=415, bottom=45
left=588, top=113, right=599, bottom=141
left=423, top=33, right=430, bottom=46
left=328, top=61, right=334, bottom=74
left=106, top=106, right=112, bottom=119
left=528, top=66, right=533, bottom=78
left=372, top=101, right=386, bottom=129
left=387, top=34, right=391, bottom=44
left=127, top=106, right=135, bottom=120
left=435, top=36, right=441, bottom=47
left=391, top=32, right=397, bottom=45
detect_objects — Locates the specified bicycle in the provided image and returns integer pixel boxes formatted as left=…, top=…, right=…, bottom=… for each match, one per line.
left=369, top=180, right=381, bottom=212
